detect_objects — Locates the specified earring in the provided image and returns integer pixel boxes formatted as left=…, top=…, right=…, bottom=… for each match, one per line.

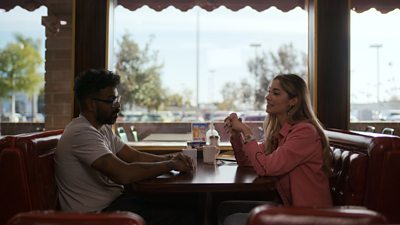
left=287, top=105, right=294, bottom=114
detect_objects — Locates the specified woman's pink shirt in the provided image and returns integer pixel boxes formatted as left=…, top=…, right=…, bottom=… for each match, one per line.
left=230, top=121, right=332, bottom=207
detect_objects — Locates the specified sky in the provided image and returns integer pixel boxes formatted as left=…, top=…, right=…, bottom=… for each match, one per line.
left=350, top=9, right=400, bottom=103
left=113, top=6, right=308, bottom=105
left=1, top=6, right=399, bottom=106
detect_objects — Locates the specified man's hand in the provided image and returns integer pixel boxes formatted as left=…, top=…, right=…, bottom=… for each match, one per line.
left=171, top=153, right=194, bottom=174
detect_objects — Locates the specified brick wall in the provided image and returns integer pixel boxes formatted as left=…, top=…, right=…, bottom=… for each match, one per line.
left=44, top=0, right=74, bottom=130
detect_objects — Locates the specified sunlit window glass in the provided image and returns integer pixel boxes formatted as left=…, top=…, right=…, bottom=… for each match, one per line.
left=0, top=6, right=46, bottom=126
left=350, top=9, right=400, bottom=122
left=113, top=6, right=307, bottom=123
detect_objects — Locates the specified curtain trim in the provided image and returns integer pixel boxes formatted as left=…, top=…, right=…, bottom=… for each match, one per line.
left=1, top=1, right=399, bottom=13
left=0, top=0, right=45, bottom=12
left=116, top=1, right=305, bottom=12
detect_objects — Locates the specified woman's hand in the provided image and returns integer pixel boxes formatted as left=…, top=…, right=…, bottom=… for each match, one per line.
left=224, top=113, right=253, bottom=138
left=224, top=113, right=243, bottom=137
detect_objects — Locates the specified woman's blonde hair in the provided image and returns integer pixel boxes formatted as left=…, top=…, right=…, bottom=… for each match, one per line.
left=263, top=74, right=332, bottom=175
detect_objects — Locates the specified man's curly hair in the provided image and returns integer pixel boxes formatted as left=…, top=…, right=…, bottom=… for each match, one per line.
left=74, top=69, right=120, bottom=110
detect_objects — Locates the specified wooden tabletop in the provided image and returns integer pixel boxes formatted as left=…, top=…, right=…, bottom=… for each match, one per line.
left=142, top=133, right=192, bottom=142
left=129, top=141, right=233, bottom=152
left=132, top=160, right=276, bottom=193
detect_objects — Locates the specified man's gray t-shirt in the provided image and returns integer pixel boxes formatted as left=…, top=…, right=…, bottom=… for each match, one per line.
left=55, top=115, right=125, bottom=212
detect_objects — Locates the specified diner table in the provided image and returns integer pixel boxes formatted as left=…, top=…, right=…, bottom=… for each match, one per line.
left=132, top=159, right=275, bottom=193
left=129, top=141, right=233, bottom=154
left=131, top=159, right=277, bottom=225
left=142, top=132, right=192, bottom=142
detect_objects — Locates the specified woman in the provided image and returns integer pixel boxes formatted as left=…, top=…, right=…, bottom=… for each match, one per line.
left=220, top=74, right=332, bottom=225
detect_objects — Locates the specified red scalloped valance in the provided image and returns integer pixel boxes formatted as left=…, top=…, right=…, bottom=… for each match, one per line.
left=1, top=0, right=399, bottom=13
left=351, top=0, right=400, bottom=13
left=117, top=0, right=305, bottom=12
left=117, top=0, right=400, bottom=13
left=0, top=0, right=45, bottom=12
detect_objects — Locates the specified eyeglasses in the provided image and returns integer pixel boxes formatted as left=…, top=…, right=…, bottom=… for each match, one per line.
left=92, top=96, right=121, bottom=108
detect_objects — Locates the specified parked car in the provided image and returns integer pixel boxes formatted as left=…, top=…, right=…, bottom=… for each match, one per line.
left=181, top=112, right=205, bottom=122
left=379, top=110, right=400, bottom=121
left=386, top=114, right=400, bottom=121
left=241, top=111, right=267, bottom=122
left=209, top=111, right=231, bottom=122
left=140, top=113, right=163, bottom=122
left=123, top=112, right=143, bottom=122
left=1, top=113, right=26, bottom=122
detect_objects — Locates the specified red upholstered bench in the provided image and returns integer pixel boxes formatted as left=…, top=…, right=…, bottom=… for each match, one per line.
left=248, top=204, right=387, bottom=225
left=0, top=130, right=145, bottom=225
left=0, top=130, right=64, bottom=225
left=247, top=128, right=400, bottom=225
left=326, top=129, right=400, bottom=223
left=6, top=211, right=145, bottom=225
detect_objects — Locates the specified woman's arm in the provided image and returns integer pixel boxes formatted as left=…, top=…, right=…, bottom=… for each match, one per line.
left=225, top=112, right=261, bottom=166
left=230, top=134, right=252, bottom=166
left=245, top=123, right=321, bottom=176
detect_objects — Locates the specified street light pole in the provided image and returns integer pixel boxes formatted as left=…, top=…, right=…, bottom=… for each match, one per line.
left=370, top=44, right=382, bottom=103
left=249, top=43, right=261, bottom=57
left=196, top=8, right=200, bottom=118
left=249, top=43, right=261, bottom=109
left=208, top=69, right=215, bottom=104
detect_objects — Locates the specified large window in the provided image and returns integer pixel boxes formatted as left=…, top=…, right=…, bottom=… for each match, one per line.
left=112, top=6, right=307, bottom=123
left=350, top=9, right=400, bottom=122
left=0, top=6, right=46, bottom=125
left=1, top=3, right=73, bottom=135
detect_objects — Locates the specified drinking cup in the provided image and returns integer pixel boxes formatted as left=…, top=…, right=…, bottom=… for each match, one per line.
left=182, top=148, right=197, bottom=167
left=202, top=146, right=221, bottom=164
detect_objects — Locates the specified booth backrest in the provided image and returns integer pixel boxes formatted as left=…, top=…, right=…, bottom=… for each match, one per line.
left=0, top=143, right=31, bottom=225
left=325, top=128, right=400, bottom=223
left=6, top=211, right=145, bottom=225
left=247, top=204, right=387, bottom=225
left=2, top=128, right=399, bottom=224
left=0, top=130, right=63, bottom=225
left=0, top=136, right=10, bottom=150
left=327, top=130, right=370, bottom=206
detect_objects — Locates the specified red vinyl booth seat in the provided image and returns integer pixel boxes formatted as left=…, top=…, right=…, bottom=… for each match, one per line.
left=248, top=204, right=387, bottom=225
left=0, top=130, right=64, bottom=225
left=326, top=129, right=400, bottom=223
left=0, top=130, right=144, bottom=225
left=2, top=128, right=399, bottom=225
left=6, top=211, right=145, bottom=225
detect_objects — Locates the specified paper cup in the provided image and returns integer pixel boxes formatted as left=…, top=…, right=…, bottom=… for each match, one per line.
left=202, top=146, right=221, bottom=164
left=182, top=148, right=197, bottom=167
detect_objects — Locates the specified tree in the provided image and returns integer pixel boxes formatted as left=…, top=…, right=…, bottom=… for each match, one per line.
left=269, top=43, right=306, bottom=76
left=218, top=82, right=239, bottom=110
left=247, top=43, right=307, bottom=109
left=162, top=88, right=193, bottom=109
left=239, top=80, right=253, bottom=101
left=218, top=79, right=254, bottom=111
left=0, top=34, right=43, bottom=121
left=115, top=33, right=165, bottom=111
left=163, top=93, right=184, bottom=108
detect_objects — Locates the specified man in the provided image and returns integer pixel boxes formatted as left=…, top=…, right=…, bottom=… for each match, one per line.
left=55, top=69, right=195, bottom=225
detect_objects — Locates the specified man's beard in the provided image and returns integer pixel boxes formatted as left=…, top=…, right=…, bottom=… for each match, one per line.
left=95, top=108, right=119, bottom=125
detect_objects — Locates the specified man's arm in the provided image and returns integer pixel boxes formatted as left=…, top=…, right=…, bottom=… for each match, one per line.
left=91, top=152, right=189, bottom=185
left=116, top=144, right=172, bottom=163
